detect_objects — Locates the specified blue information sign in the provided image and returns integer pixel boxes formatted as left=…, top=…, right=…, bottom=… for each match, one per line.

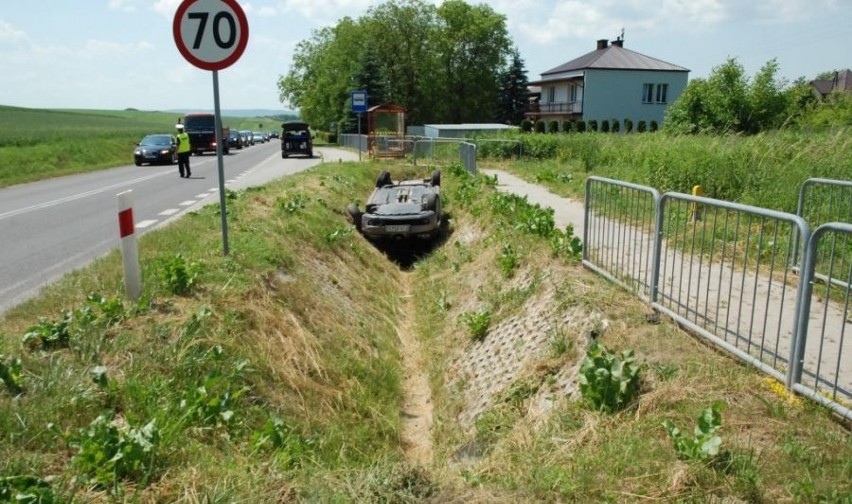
left=351, top=90, right=368, bottom=113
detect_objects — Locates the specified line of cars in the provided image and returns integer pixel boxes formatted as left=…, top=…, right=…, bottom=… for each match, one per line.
left=133, top=126, right=278, bottom=166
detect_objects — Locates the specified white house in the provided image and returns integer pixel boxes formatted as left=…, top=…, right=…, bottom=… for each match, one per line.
left=527, top=38, right=689, bottom=129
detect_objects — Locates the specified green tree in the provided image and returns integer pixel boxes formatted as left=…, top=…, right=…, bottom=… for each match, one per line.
left=664, top=57, right=815, bottom=134
left=278, top=18, right=365, bottom=129
left=433, top=0, right=511, bottom=123
left=277, top=0, right=515, bottom=129
left=496, top=49, right=529, bottom=125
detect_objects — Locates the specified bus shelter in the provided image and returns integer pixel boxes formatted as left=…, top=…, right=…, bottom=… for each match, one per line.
left=367, top=103, right=407, bottom=158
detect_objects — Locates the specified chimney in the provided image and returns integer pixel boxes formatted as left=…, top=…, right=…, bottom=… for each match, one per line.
left=611, top=38, right=623, bottom=48
left=596, top=39, right=608, bottom=50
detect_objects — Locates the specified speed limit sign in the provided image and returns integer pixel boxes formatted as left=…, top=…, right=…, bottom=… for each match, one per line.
left=173, top=0, right=249, bottom=71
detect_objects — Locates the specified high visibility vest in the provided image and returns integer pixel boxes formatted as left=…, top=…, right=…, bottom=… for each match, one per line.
left=176, top=132, right=191, bottom=153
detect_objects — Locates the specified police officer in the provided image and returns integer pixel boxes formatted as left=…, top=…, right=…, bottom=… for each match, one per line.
left=175, top=124, right=192, bottom=178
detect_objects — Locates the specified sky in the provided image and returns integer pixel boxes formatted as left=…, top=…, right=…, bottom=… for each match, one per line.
left=1, top=0, right=850, bottom=113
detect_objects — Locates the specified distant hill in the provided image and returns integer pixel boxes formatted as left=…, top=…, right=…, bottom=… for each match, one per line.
left=167, top=109, right=299, bottom=119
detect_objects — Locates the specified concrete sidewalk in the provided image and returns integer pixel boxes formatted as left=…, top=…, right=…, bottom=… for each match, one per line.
left=482, top=168, right=586, bottom=238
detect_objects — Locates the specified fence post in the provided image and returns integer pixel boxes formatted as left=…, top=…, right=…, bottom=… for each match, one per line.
left=117, top=190, right=142, bottom=301
left=690, top=185, right=703, bottom=222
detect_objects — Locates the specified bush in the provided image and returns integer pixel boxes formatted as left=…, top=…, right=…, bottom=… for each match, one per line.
left=576, top=120, right=587, bottom=133
left=562, top=120, right=574, bottom=133
left=624, top=118, right=633, bottom=133
left=600, top=120, right=610, bottom=133
left=520, top=119, right=533, bottom=132
left=637, top=120, right=647, bottom=133
left=579, top=342, right=642, bottom=413
left=611, top=119, right=620, bottom=133
left=650, top=120, right=659, bottom=132
left=548, top=120, right=559, bottom=134
left=534, top=120, right=545, bottom=133
left=588, top=120, right=598, bottom=132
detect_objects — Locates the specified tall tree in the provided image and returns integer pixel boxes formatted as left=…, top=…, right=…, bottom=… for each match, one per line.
left=277, top=0, right=517, bottom=129
left=433, top=0, right=511, bottom=123
left=496, top=49, right=529, bottom=125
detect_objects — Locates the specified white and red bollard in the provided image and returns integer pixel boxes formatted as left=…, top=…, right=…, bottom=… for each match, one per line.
left=117, top=190, right=141, bottom=300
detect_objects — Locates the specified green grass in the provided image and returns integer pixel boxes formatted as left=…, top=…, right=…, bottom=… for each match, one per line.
left=0, top=117, right=850, bottom=500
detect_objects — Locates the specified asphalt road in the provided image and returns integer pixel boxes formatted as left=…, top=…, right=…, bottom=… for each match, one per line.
left=0, top=143, right=358, bottom=314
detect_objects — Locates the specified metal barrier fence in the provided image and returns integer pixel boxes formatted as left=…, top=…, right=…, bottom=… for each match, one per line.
left=794, top=178, right=852, bottom=288
left=339, top=133, right=367, bottom=153
left=412, top=138, right=466, bottom=165
left=583, top=177, right=851, bottom=420
left=792, top=222, right=852, bottom=419
left=583, top=177, right=660, bottom=299
left=654, top=193, right=809, bottom=385
left=460, top=142, right=476, bottom=175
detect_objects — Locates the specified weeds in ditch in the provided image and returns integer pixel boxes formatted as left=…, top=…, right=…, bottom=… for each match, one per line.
left=578, top=341, right=643, bottom=413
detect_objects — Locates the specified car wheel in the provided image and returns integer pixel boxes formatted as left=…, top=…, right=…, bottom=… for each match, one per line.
left=134, top=160, right=142, bottom=166
left=171, top=153, right=178, bottom=165
left=430, top=169, right=441, bottom=187
left=376, top=171, right=392, bottom=188
left=347, top=203, right=363, bottom=231
left=423, top=193, right=440, bottom=212
left=282, top=153, right=288, bottom=159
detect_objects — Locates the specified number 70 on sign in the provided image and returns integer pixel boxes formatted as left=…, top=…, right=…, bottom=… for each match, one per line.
left=173, top=0, right=249, bottom=71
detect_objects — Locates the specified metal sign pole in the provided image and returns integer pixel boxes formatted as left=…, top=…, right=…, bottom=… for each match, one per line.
left=357, top=112, right=362, bottom=162
left=212, top=70, right=230, bottom=256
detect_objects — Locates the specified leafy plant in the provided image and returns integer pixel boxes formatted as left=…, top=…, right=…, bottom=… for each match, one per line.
left=22, top=311, right=72, bottom=350
left=578, top=342, right=643, bottom=413
left=325, top=224, right=353, bottom=244
left=0, top=475, right=56, bottom=503
left=549, top=225, right=583, bottom=260
left=251, top=416, right=315, bottom=468
left=498, top=242, right=519, bottom=278
left=180, top=369, right=247, bottom=427
left=160, top=253, right=203, bottom=295
left=0, top=355, right=25, bottom=395
left=662, top=402, right=727, bottom=463
left=72, top=413, right=159, bottom=487
left=276, top=192, right=309, bottom=213
left=459, top=308, right=492, bottom=341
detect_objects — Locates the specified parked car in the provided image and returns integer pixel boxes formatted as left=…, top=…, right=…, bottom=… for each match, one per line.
left=252, top=131, right=266, bottom=144
left=228, top=130, right=243, bottom=149
left=268, top=130, right=279, bottom=139
left=280, top=121, right=312, bottom=158
left=240, top=130, right=253, bottom=146
left=347, top=170, right=442, bottom=241
left=133, top=134, right=177, bottom=166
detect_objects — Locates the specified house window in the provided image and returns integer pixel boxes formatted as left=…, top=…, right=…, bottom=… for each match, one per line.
left=569, top=84, right=578, bottom=102
left=547, top=86, right=555, bottom=103
left=642, top=83, right=653, bottom=103
left=656, top=83, right=668, bottom=103
left=643, top=83, right=669, bottom=104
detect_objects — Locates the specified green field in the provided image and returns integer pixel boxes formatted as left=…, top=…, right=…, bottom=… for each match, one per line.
left=0, top=105, right=289, bottom=187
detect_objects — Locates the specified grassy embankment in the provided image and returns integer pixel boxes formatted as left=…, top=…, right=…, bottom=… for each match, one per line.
left=0, top=150, right=850, bottom=501
left=0, top=105, right=284, bottom=188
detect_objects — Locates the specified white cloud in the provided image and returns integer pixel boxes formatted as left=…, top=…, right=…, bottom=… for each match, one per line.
left=152, top=0, right=181, bottom=18
left=0, top=19, right=28, bottom=45
left=108, top=0, right=139, bottom=13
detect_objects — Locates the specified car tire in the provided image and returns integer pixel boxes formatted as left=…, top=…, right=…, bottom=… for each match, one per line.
left=347, top=203, right=363, bottom=231
left=282, top=153, right=288, bottom=159
left=307, top=151, right=313, bottom=158
left=170, top=153, right=178, bottom=165
left=376, top=171, right=392, bottom=188
left=134, top=160, right=142, bottom=166
left=430, top=169, right=441, bottom=187
left=424, top=193, right=440, bottom=212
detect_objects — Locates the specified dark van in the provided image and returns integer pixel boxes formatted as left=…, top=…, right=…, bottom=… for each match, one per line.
left=183, top=113, right=230, bottom=155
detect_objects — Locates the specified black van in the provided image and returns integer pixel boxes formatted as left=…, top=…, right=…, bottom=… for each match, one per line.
left=280, top=121, right=312, bottom=158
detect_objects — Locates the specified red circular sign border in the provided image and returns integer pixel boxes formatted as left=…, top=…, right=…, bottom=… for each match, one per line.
left=173, top=0, right=249, bottom=71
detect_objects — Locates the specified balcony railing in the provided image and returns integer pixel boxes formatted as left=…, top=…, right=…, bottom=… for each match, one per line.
left=526, top=101, right=582, bottom=115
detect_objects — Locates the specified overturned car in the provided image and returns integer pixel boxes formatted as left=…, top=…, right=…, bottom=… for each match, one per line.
left=347, top=170, right=442, bottom=241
